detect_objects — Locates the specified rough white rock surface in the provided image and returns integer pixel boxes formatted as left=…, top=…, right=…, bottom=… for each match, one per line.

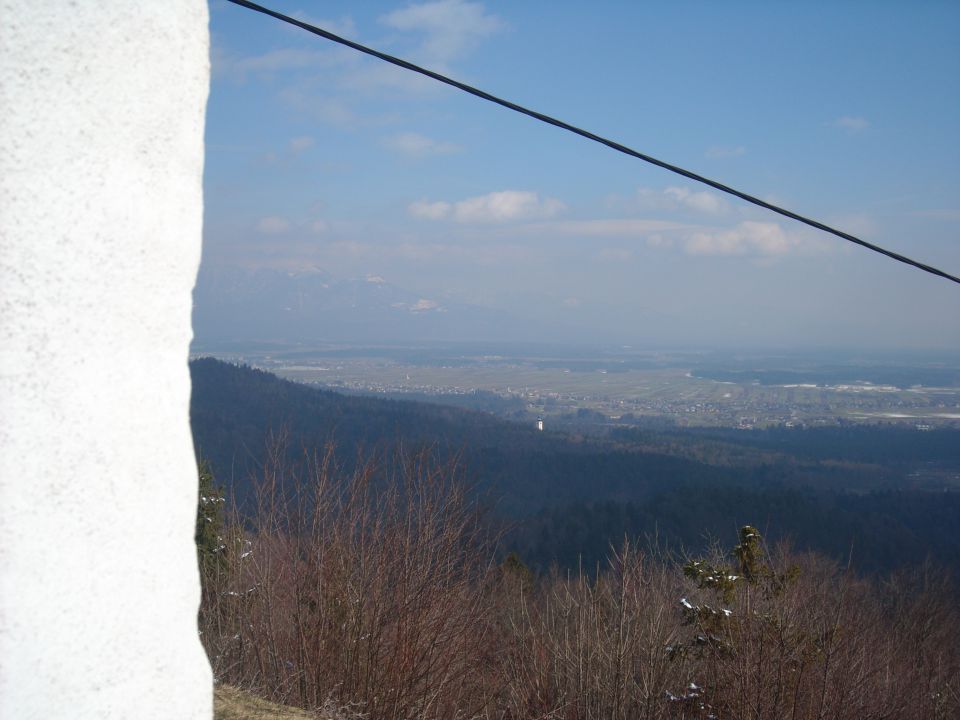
left=0, top=2, right=211, bottom=717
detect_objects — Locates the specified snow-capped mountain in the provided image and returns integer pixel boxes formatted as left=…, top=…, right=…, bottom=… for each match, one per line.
left=192, top=265, right=531, bottom=344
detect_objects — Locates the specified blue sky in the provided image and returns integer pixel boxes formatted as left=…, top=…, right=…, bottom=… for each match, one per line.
left=204, top=0, right=960, bottom=350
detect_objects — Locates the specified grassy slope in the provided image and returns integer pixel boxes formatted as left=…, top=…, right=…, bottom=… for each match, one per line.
left=214, top=685, right=321, bottom=720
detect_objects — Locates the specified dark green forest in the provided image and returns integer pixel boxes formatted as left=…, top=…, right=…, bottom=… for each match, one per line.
left=190, top=358, right=960, bottom=577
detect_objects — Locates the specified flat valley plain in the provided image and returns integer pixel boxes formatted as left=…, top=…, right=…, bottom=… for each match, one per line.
left=191, top=343, right=960, bottom=430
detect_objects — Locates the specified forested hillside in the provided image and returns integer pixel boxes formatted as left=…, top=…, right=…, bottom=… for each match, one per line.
left=190, top=358, right=960, bottom=575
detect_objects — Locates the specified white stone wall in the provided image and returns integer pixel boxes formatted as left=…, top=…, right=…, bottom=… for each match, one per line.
left=0, top=2, right=211, bottom=718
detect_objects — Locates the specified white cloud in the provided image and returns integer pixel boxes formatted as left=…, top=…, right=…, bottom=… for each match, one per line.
left=705, top=145, right=746, bottom=159
left=257, top=216, right=291, bottom=235
left=831, top=115, right=869, bottom=132
left=214, top=16, right=356, bottom=78
left=663, top=186, right=728, bottom=215
left=410, top=191, right=566, bottom=223
left=380, top=0, right=505, bottom=63
left=310, top=220, right=329, bottom=235
left=526, top=219, right=691, bottom=237
left=409, top=199, right=452, bottom=219
left=384, top=132, right=462, bottom=157
left=684, top=221, right=792, bottom=256
left=220, top=3, right=501, bottom=132
left=454, top=191, right=565, bottom=223
left=410, top=298, right=440, bottom=312
left=289, top=136, right=315, bottom=154
left=625, top=186, right=728, bottom=216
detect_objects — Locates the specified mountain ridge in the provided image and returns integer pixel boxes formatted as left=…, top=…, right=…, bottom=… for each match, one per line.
left=192, top=265, right=539, bottom=344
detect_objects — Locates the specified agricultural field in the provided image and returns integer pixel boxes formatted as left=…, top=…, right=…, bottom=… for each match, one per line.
left=194, top=344, right=960, bottom=429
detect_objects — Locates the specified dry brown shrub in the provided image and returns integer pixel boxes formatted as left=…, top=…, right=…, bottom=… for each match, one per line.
left=201, top=443, right=500, bottom=719
left=200, top=452, right=960, bottom=720
left=494, top=542, right=687, bottom=720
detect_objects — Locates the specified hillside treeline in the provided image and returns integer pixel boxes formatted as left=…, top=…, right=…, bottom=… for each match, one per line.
left=190, top=359, right=960, bottom=576
left=197, top=449, right=960, bottom=720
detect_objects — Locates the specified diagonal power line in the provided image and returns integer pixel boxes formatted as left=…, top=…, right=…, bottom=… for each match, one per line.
left=225, top=0, right=960, bottom=286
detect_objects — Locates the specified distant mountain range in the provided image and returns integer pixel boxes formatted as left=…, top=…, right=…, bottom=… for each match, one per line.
left=193, top=265, right=537, bottom=345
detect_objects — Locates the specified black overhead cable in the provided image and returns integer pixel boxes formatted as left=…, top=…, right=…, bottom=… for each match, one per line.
left=225, top=0, right=960, bottom=286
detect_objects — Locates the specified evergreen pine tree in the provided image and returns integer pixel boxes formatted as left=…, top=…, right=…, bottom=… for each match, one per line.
left=195, top=459, right=226, bottom=578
